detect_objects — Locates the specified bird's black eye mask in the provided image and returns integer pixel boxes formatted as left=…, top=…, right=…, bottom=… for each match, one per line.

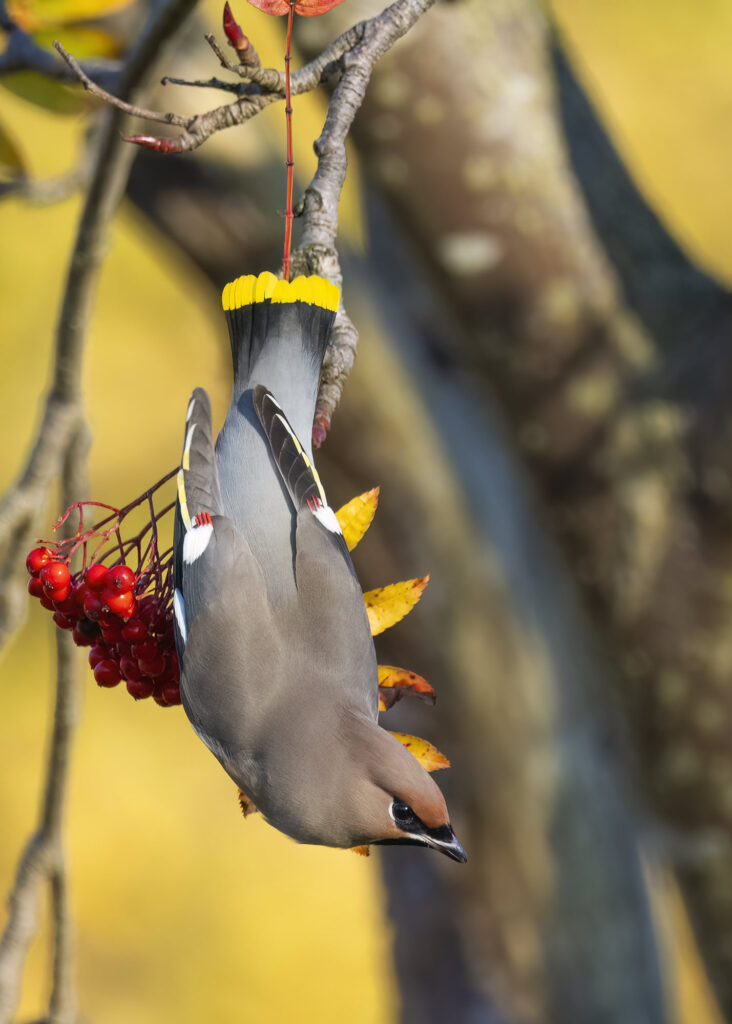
left=374, top=800, right=467, bottom=862
left=376, top=799, right=456, bottom=848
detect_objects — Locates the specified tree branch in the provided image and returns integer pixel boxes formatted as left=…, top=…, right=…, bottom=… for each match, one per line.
left=54, top=0, right=436, bottom=445
left=0, top=0, right=119, bottom=88
left=0, top=0, right=198, bottom=1018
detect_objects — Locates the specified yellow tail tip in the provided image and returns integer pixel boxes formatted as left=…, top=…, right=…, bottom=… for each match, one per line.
left=222, top=272, right=340, bottom=313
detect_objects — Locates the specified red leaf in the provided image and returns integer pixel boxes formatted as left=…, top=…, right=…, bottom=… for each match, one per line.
left=245, top=0, right=346, bottom=14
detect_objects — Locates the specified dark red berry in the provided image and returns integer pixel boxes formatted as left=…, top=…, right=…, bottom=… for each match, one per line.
left=40, top=592, right=55, bottom=611
left=72, top=623, right=95, bottom=647
left=121, top=619, right=147, bottom=643
left=120, top=656, right=144, bottom=683
left=26, top=547, right=52, bottom=576
left=94, top=660, right=121, bottom=687
left=82, top=591, right=104, bottom=620
left=40, top=562, right=71, bottom=592
left=108, top=565, right=136, bottom=593
left=100, top=620, right=124, bottom=645
left=86, top=564, right=109, bottom=591
left=160, top=683, right=182, bottom=705
left=52, top=611, right=74, bottom=630
left=138, top=654, right=166, bottom=678
left=28, top=577, right=44, bottom=599
left=53, top=593, right=79, bottom=615
left=136, top=596, right=158, bottom=625
left=132, top=640, right=158, bottom=662
left=88, top=645, right=108, bottom=669
left=127, top=678, right=154, bottom=700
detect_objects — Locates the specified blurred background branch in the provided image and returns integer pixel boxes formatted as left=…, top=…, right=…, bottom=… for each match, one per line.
left=0, top=0, right=198, bottom=1017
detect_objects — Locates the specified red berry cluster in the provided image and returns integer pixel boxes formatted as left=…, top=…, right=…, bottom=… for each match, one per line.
left=26, top=547, right=180, bottom=706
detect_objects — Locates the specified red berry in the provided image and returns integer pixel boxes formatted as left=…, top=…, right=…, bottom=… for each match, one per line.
left=102, top=588, right=135, bottom=618
left=82, top=591, right=104, bottom=620
left=40, top=561, right=71, bottom=592
left=88, top=645, right=109, bottom=669
left=39, top=592, right=55, bottom=611
left=53, top=592, right=79, bottom=615
left=48, top=585, right=70, bottom=604
left=100, top=620, right=124, bottom=645
left=26, top=547, right=52, bottom=576
left=161, top=683, right=182, bottom=706
left=28, top=577, right=44, bottom=599
left=132, top=640, right=157, bottom=661
left=94, top=660, right=121, bottom=687
left=121, top=619, right=147, bottom=643
left=136, top=595, right=158, bottom=625
left=108, top=565, right=136, bottom=593
left=120, top=656, right=144, bottom=683
left=53, top=611, right=74, bottom=630
left=86, top=564, right=109, bottom=591
left=72, top=623, right=96, bottom=647
left=127, top=678, right=154, bottom=700
left=138, top=654, right=166, bottom=678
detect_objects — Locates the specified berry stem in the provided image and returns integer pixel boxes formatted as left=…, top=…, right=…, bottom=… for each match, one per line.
left=283, top=0, right=295, bottom=283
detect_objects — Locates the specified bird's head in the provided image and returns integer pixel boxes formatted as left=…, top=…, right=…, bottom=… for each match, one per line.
left=343, top=713, right=467, bottom=863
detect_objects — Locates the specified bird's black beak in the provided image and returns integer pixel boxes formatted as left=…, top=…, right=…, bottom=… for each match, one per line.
left=423, top=823, right=468, bottom=863
left=375, top=823, right=468, bottom=863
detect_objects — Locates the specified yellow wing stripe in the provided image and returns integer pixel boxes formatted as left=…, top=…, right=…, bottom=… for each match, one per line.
left=222, top=272, right=339, bottom=313
left=177, top=469, right=191, bottom=531
left=273, top=412, right=326, bottom=503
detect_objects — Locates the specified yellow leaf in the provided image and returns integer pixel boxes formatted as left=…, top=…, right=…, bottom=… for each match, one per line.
left=364, top=576, right=429, bottom=636
left=8, top=0, right=135, bottom=32
left=335, top=487, right=379, bottom=551
left=389, top=733, right=450, bottom=773
left=0, top=117, right=25, bottom=179
left=237, top=788, right=259, bottom=819
left=378, top=665, right=436, bottom=711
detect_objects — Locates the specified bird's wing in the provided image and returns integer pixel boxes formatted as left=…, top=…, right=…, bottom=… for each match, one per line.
left=173, top=388, right=279, bottom=753
left=253, top=385, right=378, bottom=713
left=251, top=384, right=348, bottom=552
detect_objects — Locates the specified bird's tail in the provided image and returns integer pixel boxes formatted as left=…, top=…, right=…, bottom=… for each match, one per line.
left=222, top=271, right=339, bottom=400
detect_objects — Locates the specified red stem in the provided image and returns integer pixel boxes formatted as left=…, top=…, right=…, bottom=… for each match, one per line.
left=283, top=2, right=295, bottom=282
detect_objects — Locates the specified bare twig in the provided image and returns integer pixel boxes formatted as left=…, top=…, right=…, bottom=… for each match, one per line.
left=55, top=13, right=374, bottom=154
left=55, top=0, right=436, bottom=443
left=0, top=0, right=198, bottom=1018
left=0, top=0, right=119, bottom=88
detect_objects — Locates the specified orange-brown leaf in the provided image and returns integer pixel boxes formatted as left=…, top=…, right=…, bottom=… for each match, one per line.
left=364, top=576, right=429, bottom=636
left=390, top=733, right=450, bottom=773
left=378, top=665, right=436, bottom=711
left=335, top=487, right=379, bottom=551
left=351, top=845, right=370, bottom=856
left=246, top=0, right=346, bottom=15
left=237, top=788, right=259, bottom=818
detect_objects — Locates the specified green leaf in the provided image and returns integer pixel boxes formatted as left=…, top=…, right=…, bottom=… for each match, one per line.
left=0, top=118, right=26, bottom=180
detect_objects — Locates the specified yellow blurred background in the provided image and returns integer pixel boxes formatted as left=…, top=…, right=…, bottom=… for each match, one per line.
left=1, top=1, right=731, bottom=1021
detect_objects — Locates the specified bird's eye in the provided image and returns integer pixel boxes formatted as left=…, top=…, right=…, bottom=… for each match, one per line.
left=390, top=799, right=418, bottom=830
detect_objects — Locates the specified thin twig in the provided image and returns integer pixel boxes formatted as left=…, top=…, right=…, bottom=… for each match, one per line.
left=0, top=0, right=198, bottom=1018
left=0, top=0, right=119, bottom=88
left=54, top=43, right=190, bottom=127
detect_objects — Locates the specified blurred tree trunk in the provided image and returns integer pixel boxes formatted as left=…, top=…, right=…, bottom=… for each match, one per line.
left=128, top=149, right=666, bottom=1024
left=297, top=0, right=732, bottom=1018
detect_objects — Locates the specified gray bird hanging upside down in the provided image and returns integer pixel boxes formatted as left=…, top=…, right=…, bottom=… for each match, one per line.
left=172, top=271, right=466, bottom=862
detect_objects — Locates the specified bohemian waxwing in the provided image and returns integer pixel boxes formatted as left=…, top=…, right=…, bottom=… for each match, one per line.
left=172, top=271, right=466, bottom=862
